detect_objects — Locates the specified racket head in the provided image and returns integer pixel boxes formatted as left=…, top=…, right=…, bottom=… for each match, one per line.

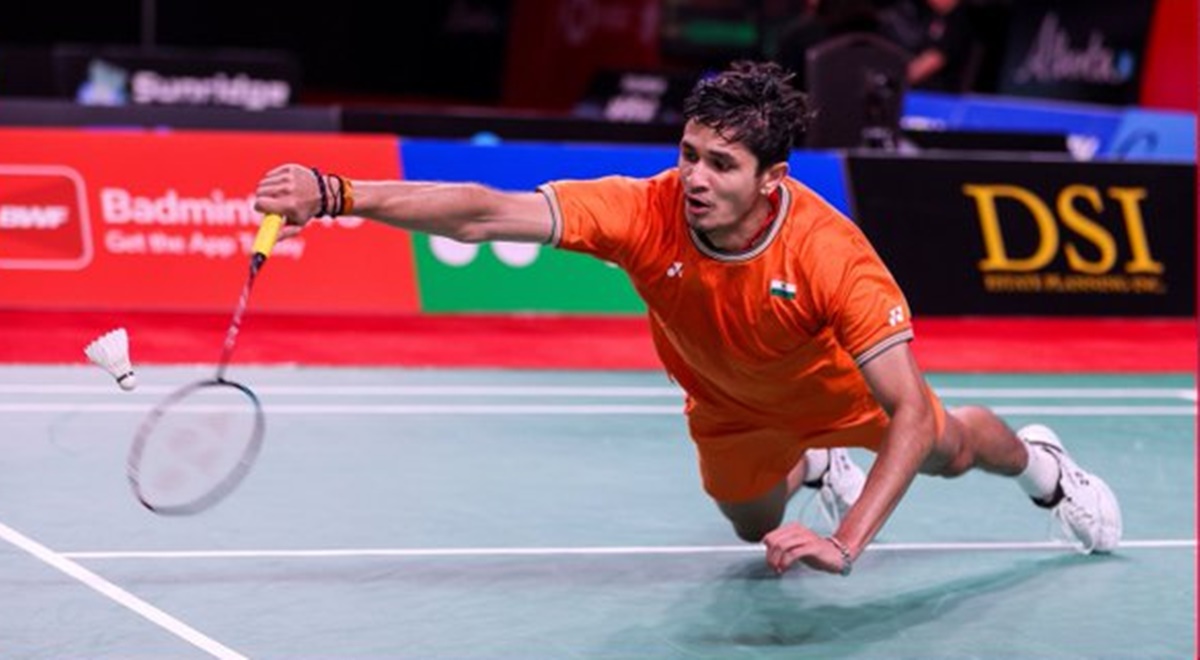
left=128, top=378, right=265, bottom=516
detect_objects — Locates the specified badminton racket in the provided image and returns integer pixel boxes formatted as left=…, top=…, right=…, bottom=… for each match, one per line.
left=127, top=214, right=284, bottom=515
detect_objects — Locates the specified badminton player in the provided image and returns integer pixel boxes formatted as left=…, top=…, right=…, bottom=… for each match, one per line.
left=252, top=61, right=1121, bottom=576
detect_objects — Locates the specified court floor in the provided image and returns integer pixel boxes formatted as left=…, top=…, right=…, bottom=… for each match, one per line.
left=0, top=365, right=1194, bottom=659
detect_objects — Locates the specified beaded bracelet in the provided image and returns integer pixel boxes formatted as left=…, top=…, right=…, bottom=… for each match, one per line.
left=826, top=535, right=853, bottom=576
left=329, top=174, right=344, bottom=217
left=310, top=167, right=328, bottom=217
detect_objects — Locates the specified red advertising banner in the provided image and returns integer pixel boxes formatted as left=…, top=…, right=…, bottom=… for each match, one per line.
left=0, top=128, right=417, bottom=315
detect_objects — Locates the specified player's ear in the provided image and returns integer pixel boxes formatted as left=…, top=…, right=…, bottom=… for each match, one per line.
left=759, top=161, right=789, bottom=196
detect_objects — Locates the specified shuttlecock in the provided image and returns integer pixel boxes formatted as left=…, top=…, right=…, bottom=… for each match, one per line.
left=84, top=328, right=137, bottom=391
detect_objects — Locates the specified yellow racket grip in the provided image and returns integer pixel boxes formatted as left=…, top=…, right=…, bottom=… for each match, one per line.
left=253, top=213, right=285, bottom=258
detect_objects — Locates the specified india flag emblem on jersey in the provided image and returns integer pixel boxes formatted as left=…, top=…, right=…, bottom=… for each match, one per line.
left=769, top=279, right=797, bottom=299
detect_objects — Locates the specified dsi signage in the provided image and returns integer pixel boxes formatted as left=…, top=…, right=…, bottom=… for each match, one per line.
left=847, top=154, right=1195, bottom=316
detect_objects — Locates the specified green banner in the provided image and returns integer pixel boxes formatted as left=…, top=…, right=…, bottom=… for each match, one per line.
left=413, top=236, right=644, bottom=313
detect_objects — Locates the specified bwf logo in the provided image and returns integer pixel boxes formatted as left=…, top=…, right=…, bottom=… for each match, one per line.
left=0, top=204, right=70, bottom=229
left=0, top=166, right=93, bottom=270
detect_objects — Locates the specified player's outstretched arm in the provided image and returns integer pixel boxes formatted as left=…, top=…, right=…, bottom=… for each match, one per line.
left=253, top=163, right=555, bottom=244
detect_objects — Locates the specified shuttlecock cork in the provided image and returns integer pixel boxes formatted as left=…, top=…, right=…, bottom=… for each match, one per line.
left=84, top=328, right=137, bottom=391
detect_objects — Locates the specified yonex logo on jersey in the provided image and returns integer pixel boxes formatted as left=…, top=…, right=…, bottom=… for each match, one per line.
left=888, top=306, right=905, bottom=326
left=667, top=261, right=684, bottom=278
left=769, top=279, right=796, bottom=299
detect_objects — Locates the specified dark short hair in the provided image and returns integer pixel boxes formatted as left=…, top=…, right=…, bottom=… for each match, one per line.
left=683, top=61, right=811, bottom=169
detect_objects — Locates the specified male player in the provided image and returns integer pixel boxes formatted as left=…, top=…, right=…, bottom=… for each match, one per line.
left=253, top=61, right=1121, bottom=576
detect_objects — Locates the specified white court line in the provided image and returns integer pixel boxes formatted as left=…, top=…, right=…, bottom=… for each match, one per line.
left=0, top=384, right=1194, bottom=400
left=988, top=405, right=1194, bottom=416
left=0, top=403, right=685, bottom=414
left=940, top=388, right=1196, bottom=400
left=0, top=521, right=246, bottom=660
left=60, top=538, right=1195, bottom=561
left=0, top=403, right=1194, bottom=416
left=0, top=384, right=686, bottom=397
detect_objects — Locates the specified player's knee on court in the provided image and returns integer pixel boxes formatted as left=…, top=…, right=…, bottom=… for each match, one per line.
left=716, top=486, right=788, bottom=543
left=731, top=522, right=772, bottom=543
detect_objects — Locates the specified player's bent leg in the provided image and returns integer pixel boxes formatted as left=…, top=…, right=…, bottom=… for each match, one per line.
left=716, top=480, right=789, bottom=543
left=920, top=405, right=1027, bottom=478
left=920, top=405, right=1121, bottom=554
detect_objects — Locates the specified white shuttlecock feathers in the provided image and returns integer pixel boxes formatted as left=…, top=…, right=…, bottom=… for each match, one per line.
left=84, top=328, right=137, bottom=391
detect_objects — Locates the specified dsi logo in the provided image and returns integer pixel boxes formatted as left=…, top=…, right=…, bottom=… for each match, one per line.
left=0, top=166, right=93, bottom=270
left=963, top=182, right=1167, bottom=296
left=964, top=183, right=1161, bottom=275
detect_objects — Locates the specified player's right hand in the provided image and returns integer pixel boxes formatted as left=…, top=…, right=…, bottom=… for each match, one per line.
left=253, top=163, right=323, bottom=231
left=763, top=522, right=847, bottom=575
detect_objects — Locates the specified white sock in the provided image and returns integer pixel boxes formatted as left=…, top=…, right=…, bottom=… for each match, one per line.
left=802, top=448, right=831, bottom=485
left=1015, top=441, right=1061, bottom=502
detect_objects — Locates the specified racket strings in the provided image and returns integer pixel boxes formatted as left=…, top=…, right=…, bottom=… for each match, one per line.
left=130, top=382, right=263, bottom=515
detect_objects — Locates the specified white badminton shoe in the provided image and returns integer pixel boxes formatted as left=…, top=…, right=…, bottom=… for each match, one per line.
left=807, top=447, right=866, bottom=529
left=1019, top=424, right=1122, bottom=554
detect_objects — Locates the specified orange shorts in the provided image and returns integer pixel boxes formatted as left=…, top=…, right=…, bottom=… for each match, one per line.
left=689, top=390, right=947, bottom=503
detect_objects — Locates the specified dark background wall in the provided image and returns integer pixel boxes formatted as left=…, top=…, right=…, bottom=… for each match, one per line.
left=0, top=0, right=514, bottom=105
left=0, top=0, right=1020, bottom=108
left=2, top=0, right=1192, bottom=113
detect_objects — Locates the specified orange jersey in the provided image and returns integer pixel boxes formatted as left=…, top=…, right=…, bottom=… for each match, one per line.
left=541, top=168, right=913, bottom=439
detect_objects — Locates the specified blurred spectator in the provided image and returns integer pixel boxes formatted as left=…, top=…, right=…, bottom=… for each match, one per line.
left=773, top=0, right=881, bottom=88
left=876, top=0, right=979, bottom=91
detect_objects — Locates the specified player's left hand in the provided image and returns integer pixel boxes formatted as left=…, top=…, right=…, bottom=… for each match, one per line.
left=763, top=522, right=847, bottom=575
